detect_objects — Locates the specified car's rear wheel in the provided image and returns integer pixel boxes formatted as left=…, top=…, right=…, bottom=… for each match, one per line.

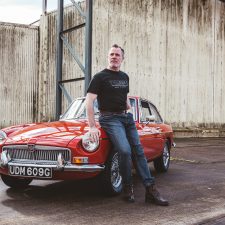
left=1, top=174, right=33, bottom=188
left=153, top=141, right=170, bottom=172
left=101, top=151, right=123, bottom=196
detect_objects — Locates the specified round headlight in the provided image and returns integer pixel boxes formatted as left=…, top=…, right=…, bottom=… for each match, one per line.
left=0, top=130, right=7, bottom=141
left=82, top=132, right=99, bottom=152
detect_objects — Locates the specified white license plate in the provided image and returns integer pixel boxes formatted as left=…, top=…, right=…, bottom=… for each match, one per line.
left=9, top=165, right=52, bottom=178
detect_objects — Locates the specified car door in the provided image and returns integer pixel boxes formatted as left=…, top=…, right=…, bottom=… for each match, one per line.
left=138, top=99, right=165, bottom=160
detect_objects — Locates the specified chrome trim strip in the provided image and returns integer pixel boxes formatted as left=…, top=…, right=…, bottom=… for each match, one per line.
left=3, top=145, right=71, bottom=151
left=7, top=162, right=105, bottom=173
left=2, top=145, right=71, bottom=162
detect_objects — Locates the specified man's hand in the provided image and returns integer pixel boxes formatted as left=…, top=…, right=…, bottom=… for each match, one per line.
left=89, top=126, right=101, bottom=143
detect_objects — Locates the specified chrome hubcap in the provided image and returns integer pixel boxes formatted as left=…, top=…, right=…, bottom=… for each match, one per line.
left=163, top=144, right=170, bottom=168
left=111, top=152, right=122, bottom=189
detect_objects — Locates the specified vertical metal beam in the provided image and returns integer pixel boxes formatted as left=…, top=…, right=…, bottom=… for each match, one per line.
left=55, top=0, right=93, bottom=119
left=42, top=0, right=47, bottom=15
left=56, top=0, right=64, bottom=120
left=84, top=0, right=93, bottom=94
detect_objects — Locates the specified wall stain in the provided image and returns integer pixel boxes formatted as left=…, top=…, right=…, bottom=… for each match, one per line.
left=188, top=0, right=213, bottom=34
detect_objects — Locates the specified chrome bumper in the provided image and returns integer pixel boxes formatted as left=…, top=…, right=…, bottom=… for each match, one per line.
left=6, top=162, right=105, bottom=172
left=0, top=150, right=105, bottom=173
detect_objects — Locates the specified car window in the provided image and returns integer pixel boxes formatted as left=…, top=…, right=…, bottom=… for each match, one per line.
left=129, top=98, right=137, bottom=121
left=61, top=98, right=84, bottom=119
left=60, top=98, right=99, bottom=120
left=140, top=100, right=151, bottom=122
left=77, top=99, right=99, bottom=119
left=149, top=103, right=163, bottom=123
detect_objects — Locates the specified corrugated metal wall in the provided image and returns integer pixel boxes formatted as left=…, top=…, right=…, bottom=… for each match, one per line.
left=91, top=0, right=225, bottom=131
left=38, top=0, right=225, bottom=130
left=38, top=6, right=85, bottom=121
left=0, top=0, right=225, bottom=136
left=0, top=22, right=39, bottom=128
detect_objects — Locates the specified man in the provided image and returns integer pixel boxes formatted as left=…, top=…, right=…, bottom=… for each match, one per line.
left=86, top=44, right=169, bottom=206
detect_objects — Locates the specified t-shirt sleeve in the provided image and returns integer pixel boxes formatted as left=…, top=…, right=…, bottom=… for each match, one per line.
left=87, top=74, right=101, bottom=94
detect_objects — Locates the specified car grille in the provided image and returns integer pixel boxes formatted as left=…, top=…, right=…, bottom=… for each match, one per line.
left=2, top=145, right=71, bottom=162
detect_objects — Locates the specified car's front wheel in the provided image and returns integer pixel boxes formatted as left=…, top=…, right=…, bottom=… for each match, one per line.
left=101, top=151, right=123, bottom=196
left=153, top=141, right=170, bottom=172
left=1, top=174, right=33, bottom=188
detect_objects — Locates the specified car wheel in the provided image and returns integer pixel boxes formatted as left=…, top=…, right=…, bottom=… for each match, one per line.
left=101, top=151, right=123, bottom=196
left=1, top=174, right=33, bottom=188
left=153, top=141, right=170, bottom=172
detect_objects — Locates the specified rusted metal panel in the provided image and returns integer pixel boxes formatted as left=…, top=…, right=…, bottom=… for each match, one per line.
left=0, top=22, right=39, bottom=128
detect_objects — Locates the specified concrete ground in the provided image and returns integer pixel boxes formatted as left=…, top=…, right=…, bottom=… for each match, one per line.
left=0, top=138, right=225, bottom=225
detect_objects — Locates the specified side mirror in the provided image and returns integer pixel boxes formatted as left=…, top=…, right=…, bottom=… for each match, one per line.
left=146, top=115, right=156, bottom=122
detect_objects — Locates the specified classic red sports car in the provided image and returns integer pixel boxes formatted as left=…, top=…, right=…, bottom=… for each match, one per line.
left=0, top=96, right=175, bottom=195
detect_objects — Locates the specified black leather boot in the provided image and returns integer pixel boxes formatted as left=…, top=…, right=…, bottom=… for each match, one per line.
left=145, top=185, right=169, bottom=206
left=123, top=184, right=135, bottom=203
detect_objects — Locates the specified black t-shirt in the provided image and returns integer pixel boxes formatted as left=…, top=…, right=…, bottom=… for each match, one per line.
left=87, top=69, right=129, bottom=111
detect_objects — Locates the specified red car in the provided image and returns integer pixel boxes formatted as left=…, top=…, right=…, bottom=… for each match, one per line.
left=0, top=96, right=175, bottom=195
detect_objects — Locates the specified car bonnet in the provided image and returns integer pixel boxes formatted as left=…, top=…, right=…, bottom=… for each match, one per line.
left=3, top=121, right=88, bottom=147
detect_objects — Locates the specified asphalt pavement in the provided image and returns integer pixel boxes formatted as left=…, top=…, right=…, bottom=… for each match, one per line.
left=0, top=138, right=225, bottom=225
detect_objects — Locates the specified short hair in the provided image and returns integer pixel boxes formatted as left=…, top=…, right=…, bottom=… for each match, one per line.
left=111, top=44, right=125, bottom=57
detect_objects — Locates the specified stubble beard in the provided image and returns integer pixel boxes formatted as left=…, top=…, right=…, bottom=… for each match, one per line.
left=108, top=62, right=120, bottom=71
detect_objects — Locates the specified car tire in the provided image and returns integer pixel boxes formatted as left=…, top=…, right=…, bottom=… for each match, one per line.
left=101, top=151, right=123, bottom=196
left=1, top=174, right=33, bottom=188
left=153, top=141, right=170, bottom=172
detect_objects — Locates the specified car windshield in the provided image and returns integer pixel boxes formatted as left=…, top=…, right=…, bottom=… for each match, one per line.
left=60, top=97, right=138, bottom=121
left=60, top=98, right=99, bottom=120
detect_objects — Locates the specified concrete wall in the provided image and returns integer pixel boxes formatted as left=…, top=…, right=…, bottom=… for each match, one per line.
left=0, top=0, right=225, bottom=137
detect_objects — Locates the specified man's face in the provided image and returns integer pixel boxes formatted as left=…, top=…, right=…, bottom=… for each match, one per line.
left=107, top=47, right=124, bottom=71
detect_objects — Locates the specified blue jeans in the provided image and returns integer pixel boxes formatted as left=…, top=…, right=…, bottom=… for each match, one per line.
left=99, top=112, right=155, bottom=187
